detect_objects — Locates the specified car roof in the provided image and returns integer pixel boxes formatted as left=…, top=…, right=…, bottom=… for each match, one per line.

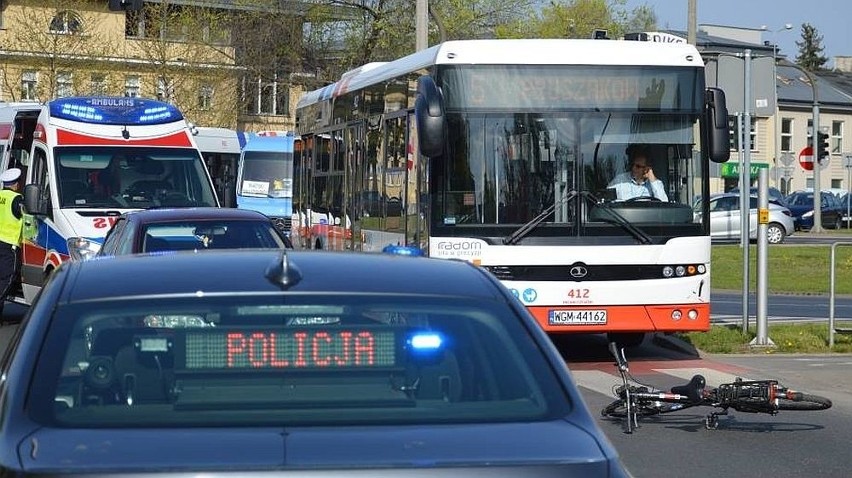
left=123, top=207, right=271, bottom=222
left=58, top=250, right=503, bottom=304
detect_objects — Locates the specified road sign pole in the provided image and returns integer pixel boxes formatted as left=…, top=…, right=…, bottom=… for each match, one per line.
left=846, top=154, right=852, bottom=229
left=751, top=169, right=774, bottom=348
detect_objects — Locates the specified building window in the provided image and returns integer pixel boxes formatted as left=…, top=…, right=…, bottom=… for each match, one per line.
left=831, top=120, right=843, bottom=154
left=157, top=77, right=175, bottom=103
left=242, top=74, right=289, bottom=116
left=780, top=117, right=793, bottom=152
left=90, top=74, right=107, bottom=95
left=50, top=10, right=83, bottom=34
left=831, top=179, right=842, bottom=189
left=124, top=75, right=141, bottom=98
left=728, top=116, right=757, bottom=151
left=21, top=71, right=38, bottom=101
left=56, top=72, right=74, bottom=98
left=198, top=84, right=213, bottom=110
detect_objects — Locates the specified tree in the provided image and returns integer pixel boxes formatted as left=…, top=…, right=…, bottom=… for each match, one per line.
left=303, top=0, right=539, bottom=80
left=795, top=23, right=828, bottom=72
left=496, top=0, right=656, bottom=40
left=122, top=0, right=240, bottom=127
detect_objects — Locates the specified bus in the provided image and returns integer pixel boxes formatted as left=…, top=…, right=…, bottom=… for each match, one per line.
left=293, top=39, right=730, bottom=344
left=0, top=96, right=219, bottom=304
left=193, top=126, right=242, bottom=208
left=235, top=132, right=295, bottom=235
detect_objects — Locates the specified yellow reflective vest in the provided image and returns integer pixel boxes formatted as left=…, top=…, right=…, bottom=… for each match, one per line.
left=0, top=189, right=22, bottom=247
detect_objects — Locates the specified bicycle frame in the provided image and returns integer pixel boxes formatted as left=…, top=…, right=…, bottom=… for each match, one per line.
left=604, top=342, right=832, bottom=433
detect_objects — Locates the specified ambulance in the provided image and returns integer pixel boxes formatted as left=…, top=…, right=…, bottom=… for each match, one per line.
left=0, top=96, right=219, bottom=304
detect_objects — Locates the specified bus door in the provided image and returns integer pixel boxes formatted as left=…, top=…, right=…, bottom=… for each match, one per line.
left=345, top=122, right=363, bottom=251
left=406, top=111, right=428, bottom=253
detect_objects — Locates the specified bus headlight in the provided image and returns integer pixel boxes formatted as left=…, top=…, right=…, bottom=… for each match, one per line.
left=663, top=266, right=674, bottom=277
left=671, top=310, right=683, bottom=320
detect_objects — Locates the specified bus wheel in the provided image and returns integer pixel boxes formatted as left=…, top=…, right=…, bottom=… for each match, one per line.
left=607, top=332, right=645, bottom=348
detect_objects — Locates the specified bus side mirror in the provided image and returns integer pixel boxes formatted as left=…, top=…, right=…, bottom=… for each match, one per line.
left=414, top=75, right=446, bottom=158
left=705, top=87, right=731, bottom=163
left=23, top=184, right=46, bottom=216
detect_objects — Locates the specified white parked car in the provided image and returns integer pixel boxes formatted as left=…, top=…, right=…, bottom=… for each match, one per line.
left=696, top=193, right=795, bottom=244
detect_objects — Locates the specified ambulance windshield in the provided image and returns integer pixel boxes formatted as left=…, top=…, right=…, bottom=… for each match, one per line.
left=56, top=147, right=217, bottom=209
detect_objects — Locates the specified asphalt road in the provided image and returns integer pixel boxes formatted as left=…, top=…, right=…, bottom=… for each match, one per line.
left=711, top=290, right=852, bottom=324
left=555, top=334, right=852, bottom=478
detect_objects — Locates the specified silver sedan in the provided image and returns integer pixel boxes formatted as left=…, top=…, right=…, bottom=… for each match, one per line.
left=699, top=193, right=795, bottom=244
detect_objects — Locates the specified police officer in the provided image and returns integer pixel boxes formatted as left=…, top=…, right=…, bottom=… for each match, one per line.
left=0, top=168, right=23, bottom=320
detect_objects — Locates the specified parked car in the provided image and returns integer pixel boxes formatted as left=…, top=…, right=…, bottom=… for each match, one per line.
left=697, top=193, right=794, bottom=244
left=68, top=207, right=292, bottom=260
left=0, top=250, right=630, bottom=476
left=839, top=192, right=852, bottom=228
left=785, top=191, right=845, bottom=230
left=728, top=186, right=788, bottom=208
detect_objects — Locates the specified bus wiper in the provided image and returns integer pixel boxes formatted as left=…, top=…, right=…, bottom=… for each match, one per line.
left=591, top=197, right=653, bottom=245
left=503, top=189, right=579, bottom=245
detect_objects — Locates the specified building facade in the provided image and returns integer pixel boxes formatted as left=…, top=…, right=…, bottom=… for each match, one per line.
left=640, top=25, right=852, bottom=198
left=0, top=0, right=312, bottom=132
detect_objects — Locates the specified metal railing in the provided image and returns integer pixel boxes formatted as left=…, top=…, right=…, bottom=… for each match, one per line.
left=829, top=241, right=852, bottom=348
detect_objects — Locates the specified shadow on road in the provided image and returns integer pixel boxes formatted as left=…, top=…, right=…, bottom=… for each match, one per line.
left=550, top=332, right=701, bottom=363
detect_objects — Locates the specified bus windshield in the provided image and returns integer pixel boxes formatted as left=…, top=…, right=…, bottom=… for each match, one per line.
left=238, top=151, right=293, bottom=199
left=55, top=146, right=218, bottom=209
left=435, top=64, right=705, bottom=238
left=439, top=112, right=702, bottom=235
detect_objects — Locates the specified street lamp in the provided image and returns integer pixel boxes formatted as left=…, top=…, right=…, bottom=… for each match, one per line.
left=763, top=23, right=793, bottom=193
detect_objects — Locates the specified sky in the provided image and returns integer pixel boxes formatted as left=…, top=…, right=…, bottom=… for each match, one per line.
left=624, top=0, right=852, bottom=68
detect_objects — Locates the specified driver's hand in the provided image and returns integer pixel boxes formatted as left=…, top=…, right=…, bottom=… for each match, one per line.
left=645, top=168, right=657, bottom=182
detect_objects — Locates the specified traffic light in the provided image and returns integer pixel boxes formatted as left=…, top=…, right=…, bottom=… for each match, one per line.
left=817, top=131, right=830, bottom=161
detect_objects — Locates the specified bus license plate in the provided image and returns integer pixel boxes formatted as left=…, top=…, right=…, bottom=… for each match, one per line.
left=548, top=309, right=607, bottom=325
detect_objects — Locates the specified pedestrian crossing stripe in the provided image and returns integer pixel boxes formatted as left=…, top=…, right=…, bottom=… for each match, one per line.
left=572, top=368, right=755, bottom=397
left=654, top=367, right=755, bottom=388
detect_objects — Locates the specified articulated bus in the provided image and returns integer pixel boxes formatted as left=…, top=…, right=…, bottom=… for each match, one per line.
left=294, top=39, right=730, bottom=344
left=0, top=96, right=219, bottom=304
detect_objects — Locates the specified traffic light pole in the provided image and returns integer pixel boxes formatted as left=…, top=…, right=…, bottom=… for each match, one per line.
left=800, top=67, right=824, bottom=233
left=812, top=101, right=823, bottom=232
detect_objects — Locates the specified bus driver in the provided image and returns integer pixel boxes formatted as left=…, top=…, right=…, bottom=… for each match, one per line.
left=607, top=144, right=669, bottom=202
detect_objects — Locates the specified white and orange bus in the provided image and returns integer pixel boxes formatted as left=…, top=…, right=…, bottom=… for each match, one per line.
left=293, top=39, right=731, bottom=345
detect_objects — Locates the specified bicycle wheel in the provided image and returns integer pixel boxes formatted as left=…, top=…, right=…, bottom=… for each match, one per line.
left=775, top=394, right=832, bottom=411
left=601, top=398, right=677, bottom=418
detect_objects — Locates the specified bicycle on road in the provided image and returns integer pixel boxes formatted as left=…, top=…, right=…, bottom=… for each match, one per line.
left=601, top=342, right=832, bottom=434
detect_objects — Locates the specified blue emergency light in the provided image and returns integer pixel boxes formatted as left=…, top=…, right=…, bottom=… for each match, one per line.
left=49, top=97, right=183, bottom=125
left=382, top=244, right=425, bottom=257
left=406, top=331, right=445, bottom=364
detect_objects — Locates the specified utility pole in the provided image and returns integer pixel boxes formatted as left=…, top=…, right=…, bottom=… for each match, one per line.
left=687, top=0, right=697, bottom=45
left=416, top=0, right=428, bottom=52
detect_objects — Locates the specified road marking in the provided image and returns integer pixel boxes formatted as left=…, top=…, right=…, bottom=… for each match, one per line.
left=571, top=370, right=620, bottom=397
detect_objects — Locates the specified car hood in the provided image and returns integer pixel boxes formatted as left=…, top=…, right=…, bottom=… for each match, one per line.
left=19, top=421, right=612, bottom=474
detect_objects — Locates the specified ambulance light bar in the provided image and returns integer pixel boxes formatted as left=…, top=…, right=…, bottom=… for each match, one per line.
left=49, top=97, right=184, bottom=125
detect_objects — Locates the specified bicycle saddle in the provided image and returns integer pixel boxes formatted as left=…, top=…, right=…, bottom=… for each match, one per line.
left=670, top=374, right=706, bottom=403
